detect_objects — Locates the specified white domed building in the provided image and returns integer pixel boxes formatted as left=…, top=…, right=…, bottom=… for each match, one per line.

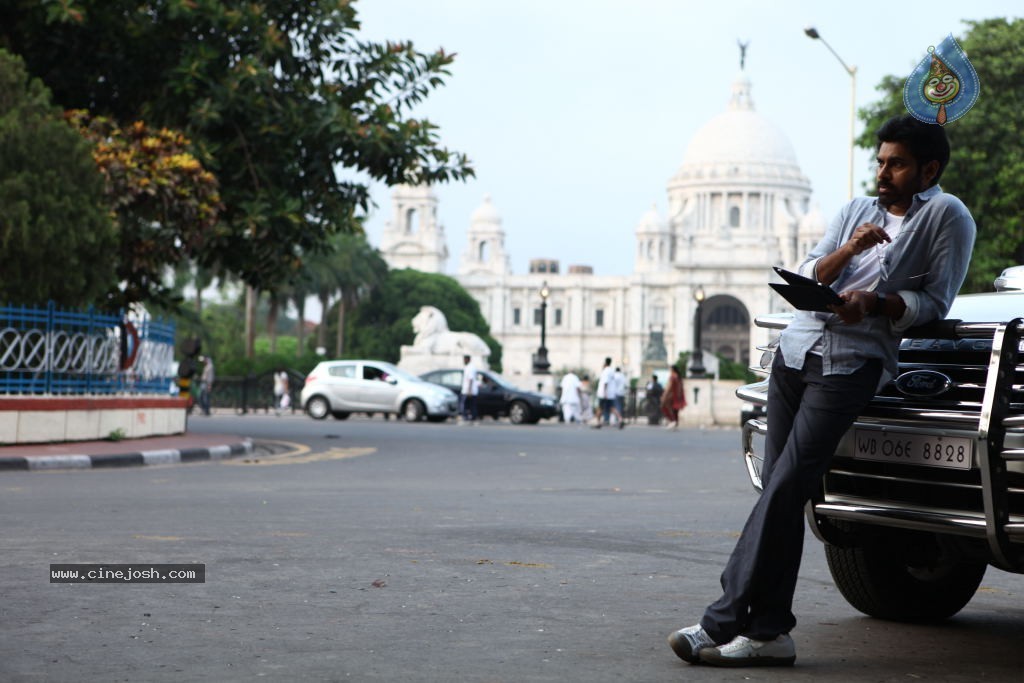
left=380, top=68, right=826, bottom=384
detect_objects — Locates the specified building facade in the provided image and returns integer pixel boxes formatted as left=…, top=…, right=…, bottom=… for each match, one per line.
left=379, top=71, right=826, bottom=382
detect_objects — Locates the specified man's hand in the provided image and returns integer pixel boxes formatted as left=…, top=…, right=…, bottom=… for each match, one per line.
left=845, top=223, right=891, bottom=256
left=829, top=290, right=876, bottom=324
left=814, top=222, right=892, bottom=285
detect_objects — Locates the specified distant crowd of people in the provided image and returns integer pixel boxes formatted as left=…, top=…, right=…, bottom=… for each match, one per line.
left=557, top=357, right=687, bottom=429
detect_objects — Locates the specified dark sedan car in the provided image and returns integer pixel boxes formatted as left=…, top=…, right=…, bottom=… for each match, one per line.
left=420, top=368, right=558, bottom=424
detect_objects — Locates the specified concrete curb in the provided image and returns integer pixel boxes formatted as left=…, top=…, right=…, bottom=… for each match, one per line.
left=0, top=439, right=254, bottom=472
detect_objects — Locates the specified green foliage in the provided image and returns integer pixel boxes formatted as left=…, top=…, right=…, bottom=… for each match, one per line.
left=674, top=351, right=754, bottom=382
left=716, top=355, right=756, bottom=383
left=0, top=49, right=116, bottom=306
left=0, top=1, right=474, bottom=293
left=345, top=269, right=502, bottom=370
left=68, top=110, right=222, bottom=308
left=857, top=18, right=1024, bottom=292
left=302, top=231, right=388, bottom=355
left=218, top=346, right=324, bottom=379
left=166, top=297, right=322, bottom=377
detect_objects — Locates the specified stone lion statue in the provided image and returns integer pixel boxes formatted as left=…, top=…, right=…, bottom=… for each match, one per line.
left=410, top=306, right=490, bottom=357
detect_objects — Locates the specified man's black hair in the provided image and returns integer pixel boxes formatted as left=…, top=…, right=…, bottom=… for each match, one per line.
left=876, top=114, right=950, bottom=185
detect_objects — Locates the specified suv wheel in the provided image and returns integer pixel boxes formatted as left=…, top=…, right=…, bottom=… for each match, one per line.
left=509, top=401, right=531, bottom=425
left=306, top=395, right=330, bottom=420
left=825, top=523, right=986, bottom=621
left=402, top=399, right=425, bottom=422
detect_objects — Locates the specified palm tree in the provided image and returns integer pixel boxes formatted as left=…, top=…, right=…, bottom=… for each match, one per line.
left=329, top=233, right=388, bottom=356
left=298, top=232, right=388, bottom=358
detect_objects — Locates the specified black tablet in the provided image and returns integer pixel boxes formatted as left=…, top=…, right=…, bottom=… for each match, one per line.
left=771, top=268, right=843, bottom=312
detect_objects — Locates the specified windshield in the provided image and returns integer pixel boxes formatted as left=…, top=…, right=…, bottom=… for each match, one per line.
left=485, top=371, right=521, bottom=391
left=369, top=362, right=420, bottom=383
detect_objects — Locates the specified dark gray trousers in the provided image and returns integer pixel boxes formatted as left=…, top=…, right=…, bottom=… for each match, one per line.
left=701, top=351, right=881, bottom=642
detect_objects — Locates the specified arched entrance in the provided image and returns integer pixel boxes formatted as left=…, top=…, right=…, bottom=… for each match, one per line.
left=700, top=295, right=750, bottom=366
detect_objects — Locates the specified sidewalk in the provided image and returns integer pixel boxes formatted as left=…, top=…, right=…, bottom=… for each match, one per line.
left=0, top=433, right=253, bottom=471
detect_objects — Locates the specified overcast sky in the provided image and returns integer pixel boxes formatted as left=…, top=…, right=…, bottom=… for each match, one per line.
left=352, top=1, right=1018, bottom=277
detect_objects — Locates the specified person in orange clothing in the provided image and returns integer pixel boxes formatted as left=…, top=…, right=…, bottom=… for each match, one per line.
left=660, top=364, right=686, bottom=430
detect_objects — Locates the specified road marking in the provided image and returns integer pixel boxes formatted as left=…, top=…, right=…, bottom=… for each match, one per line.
left=226, top=441, right=376, bottom=466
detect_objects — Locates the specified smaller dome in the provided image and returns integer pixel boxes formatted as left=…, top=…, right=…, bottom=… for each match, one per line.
left=471, top=194, right=502, bottom=226
left=635, top=204, right=663, bottom=234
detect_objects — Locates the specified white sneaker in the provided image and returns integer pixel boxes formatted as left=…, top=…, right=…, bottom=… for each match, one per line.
left=667, top=624, right=716, bottom=664
left=699, top=634, right=796, bottom=667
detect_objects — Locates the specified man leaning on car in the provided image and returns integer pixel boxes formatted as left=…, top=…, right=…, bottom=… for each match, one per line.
left=668, top=114, right=976, bottom=667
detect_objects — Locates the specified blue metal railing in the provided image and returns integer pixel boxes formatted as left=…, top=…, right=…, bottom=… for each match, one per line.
left=0, top=302, right=175, bottom=395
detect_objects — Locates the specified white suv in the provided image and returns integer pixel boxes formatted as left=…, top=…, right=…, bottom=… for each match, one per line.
left=301, top=360, right=458, bottom=422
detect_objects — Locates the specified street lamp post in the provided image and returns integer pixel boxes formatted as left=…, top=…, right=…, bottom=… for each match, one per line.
left=805, top=27, right=856, bottom=201
left=532, top=281, right=551, bottom=374
left=690, top=285, right=706, bottom=378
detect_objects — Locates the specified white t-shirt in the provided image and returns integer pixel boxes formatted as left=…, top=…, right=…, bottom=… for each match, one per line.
left=559, top=373, right=581, bottom=405
left=597, top=366, right=614, bottom=399
left=841, top=211, right=906, bottom=293
left=611, top=370, right=626, bottom=398
left=461, top=362, right=479, bottom=395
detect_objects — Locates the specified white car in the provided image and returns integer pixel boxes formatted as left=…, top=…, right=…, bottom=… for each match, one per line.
left=300, top=360, right=458, bottom=422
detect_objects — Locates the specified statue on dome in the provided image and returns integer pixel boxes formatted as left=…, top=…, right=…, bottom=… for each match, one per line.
left=398, top=305, right=490, bottom=374
left=737, top=39, right=749, bottom=70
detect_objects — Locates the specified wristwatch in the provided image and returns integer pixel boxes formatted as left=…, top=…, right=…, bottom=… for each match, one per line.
left=873, top=291, right=887, bottom=317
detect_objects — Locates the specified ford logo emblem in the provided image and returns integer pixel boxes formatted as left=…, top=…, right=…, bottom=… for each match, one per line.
left=894, top=370, right=953, bottom=397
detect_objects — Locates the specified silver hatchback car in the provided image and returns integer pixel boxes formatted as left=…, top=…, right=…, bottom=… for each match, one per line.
left=301, top=360, right=458, bottom=422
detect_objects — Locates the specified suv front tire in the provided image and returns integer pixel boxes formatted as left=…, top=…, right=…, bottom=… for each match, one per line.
left=824, top=522, right=987, bottom=621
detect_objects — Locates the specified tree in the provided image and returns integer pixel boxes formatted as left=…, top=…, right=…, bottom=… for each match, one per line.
left=0, top=49, right=116, bottom=306
left=323, top=233, right=388, bottom=357
left=67, top=110, right=223, bottom=308
left=857, top=18, right=1024, bottom=292
left=345, top=269, right=502, bottom=370
left=1, top=1, right=473, bottom=293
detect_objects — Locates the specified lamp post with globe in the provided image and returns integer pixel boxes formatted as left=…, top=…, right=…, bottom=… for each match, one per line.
left=531, top=281, right=551, bottom=374
left=690, top=285, right=707, bottom=378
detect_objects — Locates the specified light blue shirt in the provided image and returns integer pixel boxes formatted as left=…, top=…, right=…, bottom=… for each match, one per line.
left=780, top=184, right=976, bottom=377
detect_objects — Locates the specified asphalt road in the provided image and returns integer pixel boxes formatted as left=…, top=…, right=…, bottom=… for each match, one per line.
left=2, top=414, right=1021, bottom=682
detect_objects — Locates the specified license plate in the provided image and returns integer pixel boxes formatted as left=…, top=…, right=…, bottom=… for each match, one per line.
left=852, top=429, right=973, bottom=470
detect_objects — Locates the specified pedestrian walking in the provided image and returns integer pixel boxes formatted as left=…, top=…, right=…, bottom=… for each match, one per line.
left=579, top=374, right=594, bottom=423
left=273, top=368, right=290, bottom=416
left=667, top=114, right=976, bottom=667
left=645, top=374, right=664, bottom=425
left=559, top=371, right=583, bottom=423
left=660, top=365, right=686, bottom=430
left=593, top=358, right=614, bottom=428
left=460, top=355, right=480, bottom=423
left=198, top=356, right=215, bottom=416
left=611, top=366, right=627, bottom=429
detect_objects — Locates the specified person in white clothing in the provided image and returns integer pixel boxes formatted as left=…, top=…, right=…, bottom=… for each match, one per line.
left=594, top=358, right=622, bottom=429
left=559, top=371, right=582, bottom=423
left=273, top=368, right=289, bottom=415
left=461, top=355, right=480, bottom=422
left=611, top=366, right=627, bottom=429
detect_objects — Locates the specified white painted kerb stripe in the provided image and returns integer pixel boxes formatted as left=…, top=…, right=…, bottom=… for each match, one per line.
left=208, top=445, right=232, bottom=460
left=141, top=450, right=182, bottom=466
left=28, top=455, right=92, bottom=470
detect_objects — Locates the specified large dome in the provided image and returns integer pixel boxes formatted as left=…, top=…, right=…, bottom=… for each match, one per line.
left=675, top=73, right=807, bottom=185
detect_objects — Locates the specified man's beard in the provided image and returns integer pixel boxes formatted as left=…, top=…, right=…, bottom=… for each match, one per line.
left=877, top=171, right=925, bottom=208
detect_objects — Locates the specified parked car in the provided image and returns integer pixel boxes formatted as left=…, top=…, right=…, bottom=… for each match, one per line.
left=737, top=275, right=1024, bottom=622
left=420, top=368, right=558, bottom=424
left=301, top=360, right=458, bottom=422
